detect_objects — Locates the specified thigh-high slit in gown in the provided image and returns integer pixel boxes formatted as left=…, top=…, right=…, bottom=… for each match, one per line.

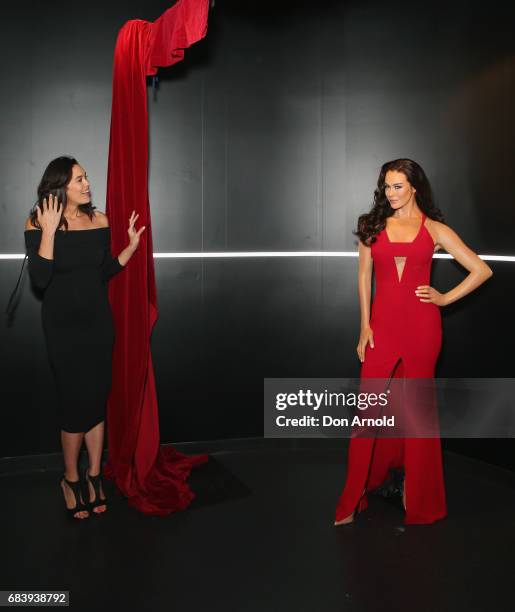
left=334, top=212, right=447, bottom=525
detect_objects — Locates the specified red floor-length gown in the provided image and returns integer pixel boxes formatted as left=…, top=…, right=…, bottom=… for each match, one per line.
left=335, top=212, right=447, bottom=525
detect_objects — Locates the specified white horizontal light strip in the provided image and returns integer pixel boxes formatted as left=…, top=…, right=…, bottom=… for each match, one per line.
left=154, top=251, right=357, bottom=258
left=1, top=252, right=514, bottom=261
left=154, top=252, right=514, bottom=261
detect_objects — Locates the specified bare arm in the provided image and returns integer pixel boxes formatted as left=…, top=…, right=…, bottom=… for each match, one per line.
left=416, top=222, right=493, bottom=306
left=358, top=239, right=373, bottom=330
left=356, top=240, right=375, bottom=362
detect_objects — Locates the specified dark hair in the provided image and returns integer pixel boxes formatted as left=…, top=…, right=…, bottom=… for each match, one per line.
left=354, top=158, right=445, bottom=246
left=28, top=156, right=96, bottom=232
left=6, top=156, right=98, bottom=322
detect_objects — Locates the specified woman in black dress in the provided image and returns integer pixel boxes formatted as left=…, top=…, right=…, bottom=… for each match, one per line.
left=24, top=156, right=145, bottom=519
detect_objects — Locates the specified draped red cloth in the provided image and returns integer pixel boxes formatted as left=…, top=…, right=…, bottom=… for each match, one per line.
left=103, top=0, right=210, bottom=516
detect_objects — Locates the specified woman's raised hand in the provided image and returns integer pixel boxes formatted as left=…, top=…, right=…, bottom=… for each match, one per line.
left=37, top=194, right=63, bottom=234
left=127, top=210, right=146, bottom=251
left=357, top=326, right=374, bottom=363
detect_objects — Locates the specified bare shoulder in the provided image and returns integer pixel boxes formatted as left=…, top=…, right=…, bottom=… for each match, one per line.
left=24, top=216, right=38, bottom=231
left=428, top=219, right=460, bottom=240
left=426, top=218, right=467, bottom=253
left=425, top=218, right=448, bottom=252
left=93, top=210, right=110, bottom=228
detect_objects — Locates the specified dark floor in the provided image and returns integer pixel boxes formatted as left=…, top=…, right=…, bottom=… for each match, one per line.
left=1, top=441, right=515, bottom=612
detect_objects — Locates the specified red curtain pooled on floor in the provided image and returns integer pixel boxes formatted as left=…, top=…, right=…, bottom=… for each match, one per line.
left=103, top=0, right=210, bottom=516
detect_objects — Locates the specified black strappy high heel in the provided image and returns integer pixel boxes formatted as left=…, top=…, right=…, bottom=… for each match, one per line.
left=61, top=475, right=89, bottom=519
left=85, top=468, right=108, bottom=513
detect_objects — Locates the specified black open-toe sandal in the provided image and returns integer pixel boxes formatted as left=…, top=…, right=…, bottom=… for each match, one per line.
left=61, top=475, right=89, bottom=519
left=85, top=469, right=108, bottom=513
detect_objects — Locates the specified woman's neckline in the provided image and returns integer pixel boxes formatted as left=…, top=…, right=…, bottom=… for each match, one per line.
left=24, top=227, right=110, bottom=233
left=385, top=213, right=426, bottom=244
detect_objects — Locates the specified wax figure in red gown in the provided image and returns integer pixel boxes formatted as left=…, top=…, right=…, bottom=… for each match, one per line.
left=334, top=212, right=447, bottom=525
left=103, top=0, right=210, bottom=516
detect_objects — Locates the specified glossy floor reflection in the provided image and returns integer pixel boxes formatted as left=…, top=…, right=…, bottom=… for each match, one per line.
left=1, top=443, right=514, bottom=612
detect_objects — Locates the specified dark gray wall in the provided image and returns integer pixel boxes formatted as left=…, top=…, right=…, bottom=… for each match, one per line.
left=1, top=0, right=514, bottom=457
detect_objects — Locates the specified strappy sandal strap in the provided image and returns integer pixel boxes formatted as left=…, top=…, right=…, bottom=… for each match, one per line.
left=86, top=471, right=108, bottom=510
left=62, top=476, right=88, bottom=515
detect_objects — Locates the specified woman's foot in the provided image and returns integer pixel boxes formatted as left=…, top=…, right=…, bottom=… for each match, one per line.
left=86, top=468, right=107, bottom=513
left=60, top=477, right=89, bottom=519
left=334, top=512, right=355, bottom=526
left=334, top=489, right=366, bottom=526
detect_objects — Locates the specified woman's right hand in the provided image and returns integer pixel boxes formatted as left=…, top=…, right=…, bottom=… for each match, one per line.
left=37, top=194, right=63, bottom=234
left=357, top=326, right=374, bottom=362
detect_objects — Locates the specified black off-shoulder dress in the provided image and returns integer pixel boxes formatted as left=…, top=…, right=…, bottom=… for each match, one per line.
left=24, top=227, right=125, bottom=433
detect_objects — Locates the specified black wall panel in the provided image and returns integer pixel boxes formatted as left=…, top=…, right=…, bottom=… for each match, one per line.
left=1, top=0, right=513, bottom=459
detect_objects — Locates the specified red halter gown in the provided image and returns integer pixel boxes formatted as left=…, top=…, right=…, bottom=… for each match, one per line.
left=335, top=212, right=447, bottom=525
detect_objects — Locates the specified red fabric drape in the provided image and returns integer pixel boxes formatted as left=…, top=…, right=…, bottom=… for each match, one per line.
left=103, top=0, right=210, bottom=516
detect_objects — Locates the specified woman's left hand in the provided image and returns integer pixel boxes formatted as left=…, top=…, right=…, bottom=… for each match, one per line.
left=127, top=210, right=146, bottom=251
left=415, top=285, right=447, bottom=306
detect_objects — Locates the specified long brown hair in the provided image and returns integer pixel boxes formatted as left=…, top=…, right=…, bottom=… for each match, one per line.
left=28, top=156, right=97, bottom=232
left=355, top=158, right=445, bottom=246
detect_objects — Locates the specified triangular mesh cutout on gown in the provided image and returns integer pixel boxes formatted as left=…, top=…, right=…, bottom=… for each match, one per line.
left=394, top=256, right=407, bottom=282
